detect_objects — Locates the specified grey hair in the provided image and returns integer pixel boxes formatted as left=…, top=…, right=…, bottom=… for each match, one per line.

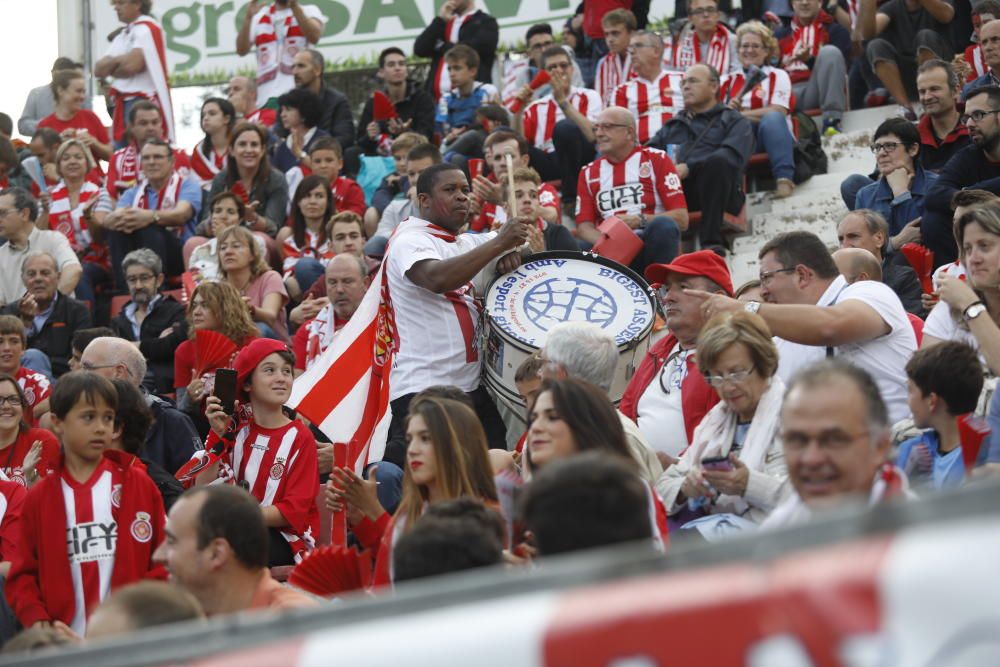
left=21, top=251, right=58, bottom=275
left=632, top=30, right=665, bottom=55
left=122, top=248, right=163, bottom=277
left=542, top=322, right=618, bottom=394
left=89, top=337, right=148, bottom=385
left=850, top=209, right=889, bottom=238
left=328, top=252, right=369, bottom=280
left=784, top=360, right=889, bottom=437
left=0, top=187, right=38, bottom=222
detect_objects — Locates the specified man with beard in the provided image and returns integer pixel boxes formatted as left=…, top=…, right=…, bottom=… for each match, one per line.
left=110, top=249, right=187, bottom=394
left=925, top=84, right=1000, bottom=265
left=275, top=49, right=355, bottom=152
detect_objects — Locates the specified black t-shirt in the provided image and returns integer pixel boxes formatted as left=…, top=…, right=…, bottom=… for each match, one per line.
left=877, top=0, right=953, bottom=59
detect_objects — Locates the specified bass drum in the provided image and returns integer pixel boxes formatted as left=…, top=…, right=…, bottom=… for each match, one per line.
left=483, top=251, right=657, bottom=417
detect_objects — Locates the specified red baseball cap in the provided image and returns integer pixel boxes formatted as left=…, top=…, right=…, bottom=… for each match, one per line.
left=644, top=250, right=734, bottom=296
left=234, top=338, right=292, bottom=399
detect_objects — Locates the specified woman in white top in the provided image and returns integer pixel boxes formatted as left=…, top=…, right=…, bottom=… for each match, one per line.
left=657, top=311, right=789, bottom=528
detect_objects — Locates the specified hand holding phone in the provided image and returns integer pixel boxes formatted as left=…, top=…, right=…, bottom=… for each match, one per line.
left=700, top=455, right=733, bottom=472
left=213, top=368, right=238, bottom=416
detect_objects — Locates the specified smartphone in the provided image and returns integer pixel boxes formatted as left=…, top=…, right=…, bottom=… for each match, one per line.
left=700, top=455, right=733, bottom=472
left=214, top=368, right=238, bottom=416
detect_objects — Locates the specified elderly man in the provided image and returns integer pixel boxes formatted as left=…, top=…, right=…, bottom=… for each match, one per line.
left=762, top=361, right=909, bottom=529
left=833, top=247, right=884, bottom=284
left=651, top=64, right=753, bottom=253
left=80, top=336, right=200, bottom=475
left=620, top=250, right=730, bottom=461
left=540, top=321, right=663, bottom=484
left=110, top=249, right=188, bottom=393
left=611, top=30, right=684, bottom=144
left=575, top=106, right=687, bottom=275
left=0, top=188, right=80, bottom=307
left=964, top=20, right=1000, bottom=97
left=154, top=486, right=317, bottom=616
left=837, top=209, right=924, bottom=316
left=277, top=49, right=355, bottom=151
left=1, top=252, right=90, bottom=378
left=226, top=75, right=275, bottom=127
left=693, top=230, right=916, bottom=424
left=104, top=138, right=201, bottom=288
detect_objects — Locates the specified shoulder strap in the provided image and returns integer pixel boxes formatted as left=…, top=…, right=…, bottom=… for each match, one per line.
left=676, top=110, right=723, bottom=163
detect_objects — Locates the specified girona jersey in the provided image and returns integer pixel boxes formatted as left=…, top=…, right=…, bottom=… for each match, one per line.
left=470, top=182, right=561, bottom=232
left=576, top=146, right=687, bottom=223
left=612, top=71, right=685, bottom=144
left=522, top=88, right=603, bottom=153
left=15, top=367, right=51, bottom=426
left=595, top=52, right=636, bottom=107
left=720, top=66, right=794, bottom=133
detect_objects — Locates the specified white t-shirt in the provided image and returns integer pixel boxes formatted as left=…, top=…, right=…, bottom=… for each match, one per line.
left=923, top=301, right=979, bottom=350
left=635, top=342, right=693, bottom=457
left=249, top=4, right=327, bottom=105
left=386, top=218, right=496, bottom=399
left=106, top=23, right=157, bottom=96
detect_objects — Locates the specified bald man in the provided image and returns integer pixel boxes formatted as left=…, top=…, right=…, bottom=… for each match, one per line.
left=833, top=247, right=883, bottom=284
left=227, top=75, right=275, bottom=127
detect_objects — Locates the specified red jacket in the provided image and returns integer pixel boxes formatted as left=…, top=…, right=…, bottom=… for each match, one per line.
left=619, top=334, right=720, bottom=445
left=0, top=480, right=25, bottom=563
left=6, top=450, right=166, bottom=628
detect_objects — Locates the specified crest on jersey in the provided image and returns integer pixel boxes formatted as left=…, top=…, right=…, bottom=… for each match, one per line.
left=22, top=386, right=35, bottom=405
left=270, top=462, right=286, bottom=480
left=131, top=512, right=153, bottom=543
left=111, top=484, right=122, bottom=509
left=638, top=162, right=652, bottom=179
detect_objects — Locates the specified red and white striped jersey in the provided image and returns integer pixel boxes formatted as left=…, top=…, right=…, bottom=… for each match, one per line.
left=594, top=52, right=636, bottom=107
left=965, top=43, right=987, bottom=83
left=612, top=71, right=685, bottom=144
left=15, top=366, right=51, bottom=427
left=522, top=88, right=603, bottom=153
left=282, top=229, right=333, bottom=277
left=576, top=146, right=687, bottom=223
left=720, top=66, right=792, bottom=111
left=188, top=141, right=228, bottom=187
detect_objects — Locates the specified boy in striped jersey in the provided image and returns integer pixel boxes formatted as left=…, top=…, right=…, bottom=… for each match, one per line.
left=594, top=9, right=638, bottom=106
left=6, top=372, right=166, bottom=636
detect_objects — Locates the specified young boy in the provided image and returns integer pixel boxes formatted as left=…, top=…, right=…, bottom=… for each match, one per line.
left=499, top=167, right=577, bottom=252
left=196, top=339, right=319, bottom=566
left=594, top=9, right=638, bottom=106
left=437, top=45, right=499, bottom=163
left=0, top=315, right=50, bottom=425
left=6, top=372, right=165, bottom=635
left=300, top=137, right=366, bottom=216
left=897, top=342, right=984, bottom=490
left=364, top=132, right=428, bottom=238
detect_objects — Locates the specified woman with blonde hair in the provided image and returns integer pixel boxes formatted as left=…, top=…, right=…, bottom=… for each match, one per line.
left=656, top=311, right=788, bottom=532
left=721, top=20, right=797, bottom=199
left=218, top=225, right=289, bottom=341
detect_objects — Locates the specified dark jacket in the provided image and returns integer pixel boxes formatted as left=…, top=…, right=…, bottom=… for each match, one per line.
left=650, top=103, right=754, bottom=172
left=917, top=114, right=971, bottom=173
left=203, top=167, right=289, bottom=237
left=145, top=393, right=201, bottom=476
left=110, top=294, right=188, bottom=395
left=924, top=144, right=1000, bottom=264
left=356, top=81, right=437, bottom=151
left=883, top=253, right=926, bottom=318
left=544, top=223, right=579, bottom=251
left=414, top=11, right=500, bottom=91
left=272, top=83, right=356, bottom=151
left=140, top=455, right=185, bottom=511
left=3, top=293, right=91, bottom=377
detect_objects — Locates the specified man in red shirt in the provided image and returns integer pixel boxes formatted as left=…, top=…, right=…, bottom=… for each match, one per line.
left=576, top=106, right=688, bottom=274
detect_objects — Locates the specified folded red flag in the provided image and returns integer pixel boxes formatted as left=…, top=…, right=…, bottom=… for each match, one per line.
left=467, top=158, right=484, bottom=182
left=900, top=243, right=934, bottom=294
left=958, top=413, right=991, bottom=475
left=372, top=90, right=398, bottom=121
left=508, top=70, right=551, bottom=113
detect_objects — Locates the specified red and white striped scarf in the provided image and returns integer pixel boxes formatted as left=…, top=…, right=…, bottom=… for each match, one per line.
left=303, top=302, right=343, bottom=371
left=48, top=180, right=101, bottom=253
left=595, top=52, right=635, bottom=107
left=783, top=15, right=830, bottom=80
left=965, top=43, right=987, bottom=82
left=109, top=16, right=174, bottom=143
left=134, top=172, right=183, bottom=213
left=189, top=140, right=227, bottom=184
left=432, top=11, right=474, bottom=101
left=672, top=24, right=732, bottom=75
left=254, top=3, right=309, bottom=87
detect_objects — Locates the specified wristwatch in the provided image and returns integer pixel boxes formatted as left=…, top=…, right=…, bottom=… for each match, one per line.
left=152, top=212, right=161, bottom=225
left=744, top=300, right=761, bottom=314
left=963, top=301, right=987, bottom=322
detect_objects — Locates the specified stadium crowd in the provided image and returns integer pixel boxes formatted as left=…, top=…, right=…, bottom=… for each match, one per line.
left=1, top=0, right=1000, bottom=655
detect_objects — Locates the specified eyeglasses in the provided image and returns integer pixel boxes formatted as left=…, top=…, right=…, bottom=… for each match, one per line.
left=780, top=429, right=870, bottom=451
left=689, top=7, right=719, bottom=16
left=125, top=273, right=156, bottom=284
left=530, top=41, right=555, bottom=51
left=0, top=396, right=22, bottom=408
left=960, top=109, right=1000, bottom=124
left=759, top=267, right=796, bottom=286
left=593, top=122, right=631, bottom=132
left=704, top=366, right=755, bottom=387
left=81, top=361, right=120, bottom=372
left=870, top=141, right=904, bottom=154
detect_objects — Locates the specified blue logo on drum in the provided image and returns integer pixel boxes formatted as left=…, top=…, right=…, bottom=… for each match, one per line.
left=523, top=277, right=618, bottom=331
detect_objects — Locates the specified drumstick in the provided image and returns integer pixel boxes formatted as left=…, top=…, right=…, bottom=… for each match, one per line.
left=505, top=153, right=517, bottom=220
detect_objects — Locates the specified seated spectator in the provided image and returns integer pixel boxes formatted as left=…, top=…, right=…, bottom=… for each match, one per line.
left=963, top=19, right=1000, bottom=97
left=293, top=254, right=370, bottom=374
left=519, top=452, right=654, bottom=556
left=777, top=0, right=849, bottom=135
left=68, top=326, right=115, bottom=373
left=185, top=192, right=269, bottom=283
left=43, top=139, right=111, bottom=306
left=860, top=0, right=955, bottom=116
left=226, top=75, right=275, bottom=127
left=0, top=373, right=59, bottom=485
left=104, top=138, right=202, bottom=288
left=897, top=342, right=984, bottom=489
left=613, top=30, right=684, bottom=144
left=363, top=132, right=428, bottom=237
left=0, top=316, right=50, bottom=425
left=292, top=211, right=375, bottom=306
left=722, top=21, right=797, bottom=199
left=0, top=138, right=32, bottom=192
left=188, top=97, right=235, bottom=189
left=366, top=143, right=441, bottom=258
left=501, top=167, right=578, bottom=252
left=109, top=249, right=188, bottom=394
left=85, top=581, right=203, bottom=641
left=0, top=187, right=81, bottom=308
left=762, top=361, right=909, bottom=529
left=961, top=2, right=1000, bottom=84
left=924, top=85, right=1000, bottom=266
left=833, top=247, right=885, bottom=284
left=218, top=226, right=289, bottom=341
left=576, top=106, right=686, bottom=274
left=278, top=49, right=355, bottom=151
left=26, top=128, right=62, bottom=196
left=916, top=60, right=969, bottom=172
left=651, top=64, right=753, bottom=254
left=154, top=485, right=317, bottom=615
left=657, top=312, right=789, bottom=529
left=1, top=252, right=91, bottom=378
left=272, top=87, right=328, bottom=175
left=105, top=101, right=190, bottom=201
left=513, top=46, right=600, bottom=210
left=438, top=44, right=500, bottom=166
left=696, top=231, right=917, bottom=424
left=203, top=122, right=289, bottom=238
left=502, top=23, right=585, bottom=108
left=837, top=209, right=925, bottom=316
left=669, top=0, right=739, bottom=76
left=621, top=251, right=731, bottom=460
left=300, top=137, right=366, bottom=216
left=36, top=69, right=111, bottom=163
left=594, top=9, right=638, bottom=106
left=279, top=174, right=336, bottom=301
left=17, top=57, right=90, bottom=138
left=82, top=336, right=200, bottom=477
left=393, top=498, right=504, bottom=583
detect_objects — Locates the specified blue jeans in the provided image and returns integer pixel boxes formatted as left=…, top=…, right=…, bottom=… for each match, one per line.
left=841, top=174, right=875, bottom=211
left=754, top=111, right=796, bottom=182
left=291, top=257, right=325, bottom=295
left=364, top=460, right=403, bottom=516
left=21, top=348, right=53, bottom=381
left=633, top=216, right=680, bottom=276
left=74, top=261, right=111, bottom=308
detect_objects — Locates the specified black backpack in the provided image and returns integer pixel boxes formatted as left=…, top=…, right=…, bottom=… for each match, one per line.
left=792, top=109, right=828, bottom=184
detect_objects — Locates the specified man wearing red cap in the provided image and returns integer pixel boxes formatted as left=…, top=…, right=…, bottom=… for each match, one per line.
left=620, top=250, right=733, bottom=461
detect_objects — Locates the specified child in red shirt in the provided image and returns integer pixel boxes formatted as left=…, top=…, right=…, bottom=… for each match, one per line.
left=307, top=136, right=366, bottom=216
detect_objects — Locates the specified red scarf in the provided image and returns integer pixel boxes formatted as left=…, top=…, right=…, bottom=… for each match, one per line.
left=673, top=23, right=732, bottom=75
left=254, top=3, right=308, bottom=86
left=189, top=141, right=227, bottom=183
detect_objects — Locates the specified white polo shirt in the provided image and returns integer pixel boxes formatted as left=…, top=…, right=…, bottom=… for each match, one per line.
left=0, top=227, right=81, bottom=306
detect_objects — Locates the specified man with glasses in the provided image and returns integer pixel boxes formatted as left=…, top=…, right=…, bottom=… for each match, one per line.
left=669, top=0, right=738, bottom=76
left=761, top=360, right=910, bottom=530
left=611, top=30, right=684, bottom=144
left=925, top=84, right=1000, bottom=264
left=109, top=249, right=187, bottom=395
left=504, top=23, right=585, bottom=107
left=576, top=106, right=687, bottom=275
left=620, top=250, right=732, bottom=461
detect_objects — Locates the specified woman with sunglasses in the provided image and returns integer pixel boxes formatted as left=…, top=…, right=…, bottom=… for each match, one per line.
left=657, top=312, right=788, bottom=531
